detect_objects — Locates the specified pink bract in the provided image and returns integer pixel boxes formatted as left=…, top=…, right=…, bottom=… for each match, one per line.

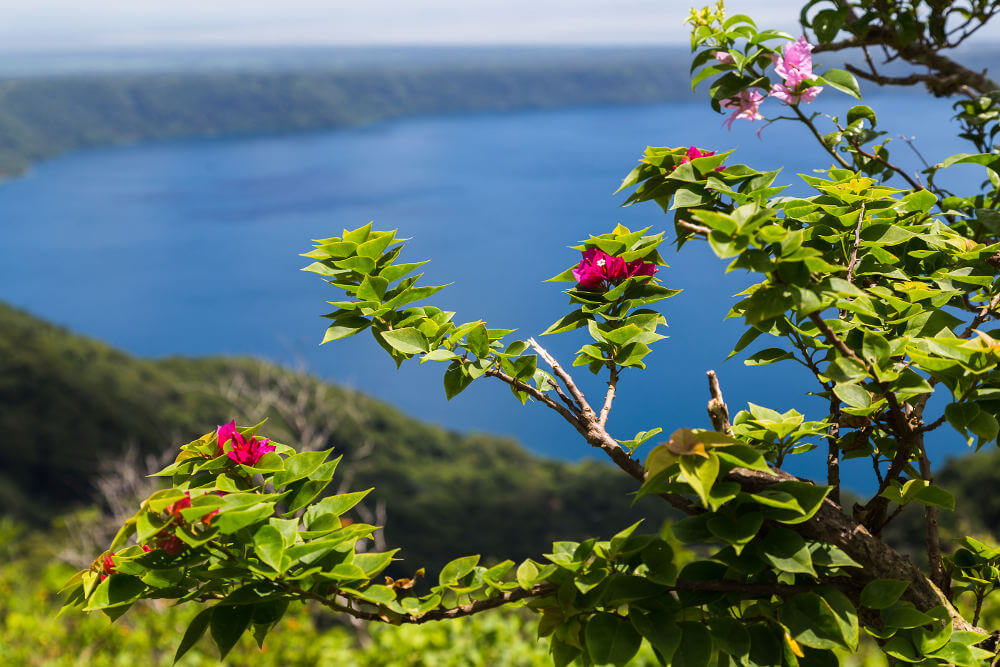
left=99, top=553, right=116, bottom=581
left=773, top=36, right=815, bottom=88
left=770, top=36, right=823, bottom=105
left=217, top=420, right=276, bottom=466
left=712, top=51, right=735, bottom=65
left=722, top=88, right=765, bottom=130
left=680, top=146, right=725, bottom=172
left=770, top=82, right=822, bottom=105
left=573, top=248, right=657, bottom=291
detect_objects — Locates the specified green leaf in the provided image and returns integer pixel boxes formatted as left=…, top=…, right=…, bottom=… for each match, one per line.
left=544, top=310, right=590, bottom=335
left=214, top=503, right=273, bottom=534
left=833, top=383, right=871, bottom=409
left=860, top=580, right=908, bottom=610
left=272, top=449, right=331, bottom=488
left=913, top=484, right=955, bottom=511
left=253, top=525, right=285, bottom=573
left=312, top=489, right=373, bottom=518
left=380, top=327, right=429, bottom=355
left=584, top=613, right=642, bottom=666
left=443, top=362, right=474, bottom=400
left=516, top=560, right=539, bottom=590
left=210, top=602, right=253, bottom=660
left=174, top=607, right=213, bottom=663
left=820, top=69, right=861, bottom=99
left=783, top=592, right=853, bottom=651
left=466, top=323, right=490, bottom=359
left=881, top=604, right=937, bottom=629
left=847, top=105, right=876, bottom=127
left=765, top=481, right=831, bottom=524
left=745, top=348, right=795, bottom=366
left=707, top=512, right=763, bottom=554
left=438, top=555, right=479, bottom=586
left=321, top=315, right=371, bottom=343
left=421, top=348, right=460, bottom=363
left=353, top=551, right=397, bottom=578
left=672, top=622, right=713, bottom=667
left=678, top=454, right=720, bottom=508
left=708, top=616, right=750, bottom=658
left=84, top=574, right=145, bottom=611
left=378, top=260, right=428, bottom=284
left=757, top=527, right=816, bottom=576
left=631, top=612, right=680, bottom=663
left=356, top=275, right=388, bottom=302
left=862, top=331, right=891, bottom=370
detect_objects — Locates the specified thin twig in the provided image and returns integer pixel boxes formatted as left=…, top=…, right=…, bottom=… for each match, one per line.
left=484, top=368, right=580, bottom=425
left=845, top=204, right=866, bottom=286
left=598, top=364, right=619, bottom=428
left=828, top=397, right=841, bottom=507
left=528, top=337, right=592, bottom=415
left=959, top=293, right=1000, bottom=339
left=790, top=105, right=852, bottom=169
left=676, top=220, right=711, bottom=236
left=918, top=441, right=948, bottom=596
left=840, top=203, right=866, bottom=320
left=844, top=136, right=924, bottom=191
left=298, top=583, right=557, bottom=624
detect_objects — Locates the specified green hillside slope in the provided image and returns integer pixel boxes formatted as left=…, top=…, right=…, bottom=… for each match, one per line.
left=0, top=62, right=692, bottom=178
left=0, top=302, right=666, bottom=572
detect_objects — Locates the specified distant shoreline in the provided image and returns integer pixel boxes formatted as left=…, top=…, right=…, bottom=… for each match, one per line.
left=1, top=43, right=990, bottom=183
left=0, top=58, right=697, bottom=181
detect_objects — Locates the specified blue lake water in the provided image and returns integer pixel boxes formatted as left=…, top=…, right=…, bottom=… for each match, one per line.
left=0, top=92, right=981, bottom=492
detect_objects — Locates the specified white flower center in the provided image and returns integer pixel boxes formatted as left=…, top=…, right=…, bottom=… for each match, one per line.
left=596, top=259, right=606, bottom=267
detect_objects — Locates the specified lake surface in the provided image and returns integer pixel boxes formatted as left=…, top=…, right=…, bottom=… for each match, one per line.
left=0, top=92, right=979, bottom=490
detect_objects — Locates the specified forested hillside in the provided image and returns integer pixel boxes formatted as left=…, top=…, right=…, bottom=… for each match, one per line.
left=0, top=61, right=693, bottom=178
left=0, top=301, right=668, bottom=573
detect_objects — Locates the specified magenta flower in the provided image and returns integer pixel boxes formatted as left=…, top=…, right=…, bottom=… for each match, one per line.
left=625, top=259, right=657, bottom=279
left=679, top=146, right=725, bottom=172
left=770, top=36, right=822, bottom=105
left=573, top=249, right=657, bottom=291
left=217, top=420, right=276, bottom=466
left=712, top=51, right=735, bottom=65
left=722, top=88, right=765, bottom=130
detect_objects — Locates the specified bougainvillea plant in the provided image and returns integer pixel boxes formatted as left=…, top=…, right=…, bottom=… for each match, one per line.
left=63, top=1, right=1000, bottom=664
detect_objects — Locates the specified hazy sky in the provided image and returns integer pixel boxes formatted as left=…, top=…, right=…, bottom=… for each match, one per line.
left=0, top=1, right=811, bottom=51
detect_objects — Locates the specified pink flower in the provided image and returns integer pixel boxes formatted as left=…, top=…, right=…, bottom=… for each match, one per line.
left=712, top=51, right=735, bottom=65
left=722, top=88, right=765, bottom=130
left=773, top=36, right=815, bottom=89
left=217, top=420, right=276, bottom=466
left=770, top=36, right=822, bottom=105
left=679, top=146, right=725, bottom=172
left=573, top=249, right=657, bottom=291
left=770, top=82, right=822, bottom=105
